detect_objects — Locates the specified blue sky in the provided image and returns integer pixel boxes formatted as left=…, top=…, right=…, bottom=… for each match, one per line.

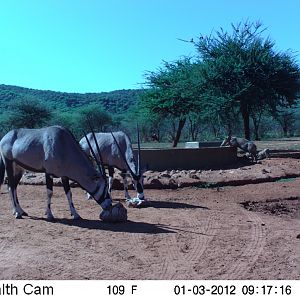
left=0, top=0, right=299, bottom=93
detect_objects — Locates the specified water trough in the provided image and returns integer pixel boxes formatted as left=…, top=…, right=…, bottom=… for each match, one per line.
left=134, top=145, right=237, bottom=171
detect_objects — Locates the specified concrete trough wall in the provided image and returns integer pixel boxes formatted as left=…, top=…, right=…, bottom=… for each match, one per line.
left=134, top=146, right=237, bottom=171
left=198, top=141, right=222, bottom=147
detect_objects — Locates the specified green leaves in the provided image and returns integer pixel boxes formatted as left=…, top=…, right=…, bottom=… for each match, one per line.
left=194, top=20, right=300, bottom=139
left=142, top=58, right=202, bottom=118
left=75, top=104, right=113, bottom=133
left=7, top=98, right=52, bottom=129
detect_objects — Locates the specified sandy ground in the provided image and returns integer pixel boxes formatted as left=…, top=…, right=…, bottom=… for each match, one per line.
left=0, top=157, right=299, bottom=280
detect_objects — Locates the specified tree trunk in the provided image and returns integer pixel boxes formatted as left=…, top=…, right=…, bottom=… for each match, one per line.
left=282, top=121, right=288, bottom=138
left=210, top=121, right=219, bottom=138
left=241, top=104, right=250, bottom=140
left=253, top=125, right=259, bottom=140
left=188, top=117, right=197, bottom=141
left=173, top=118, right=186, bottom=147
left=250, top=108, right=263, bottom=141
left=251, top=115, right=260, bottom=140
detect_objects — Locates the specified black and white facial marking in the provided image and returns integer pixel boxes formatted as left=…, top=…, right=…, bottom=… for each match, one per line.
left=220, top=136, right=230, bottom=147
left=83, top=127, right=112, bottom=210
left=226, top=136, right=236, bottom=147
left=88, top=178, right=112, bottom=210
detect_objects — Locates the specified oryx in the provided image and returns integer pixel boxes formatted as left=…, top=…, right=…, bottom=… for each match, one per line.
left=221, top=135, right=257, bottom=162
left=79, top=130, right=145, bottom=200
left=0, top=125, right=112, bottom=219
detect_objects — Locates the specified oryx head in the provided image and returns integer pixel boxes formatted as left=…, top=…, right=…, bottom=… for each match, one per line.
left=83, top=126, right=112, bottom=210
left=111, top=126, right=145, bottom=200
left=221, top=134, right=231, bottom=147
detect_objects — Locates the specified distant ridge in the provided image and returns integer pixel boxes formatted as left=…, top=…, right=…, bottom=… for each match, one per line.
left=0, top=84, right=143, bottom=114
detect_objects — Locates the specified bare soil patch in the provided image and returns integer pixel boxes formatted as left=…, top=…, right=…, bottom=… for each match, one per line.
left=242, top=196, right=300, bottom=218
left=0, top=157, right=299, bottom=280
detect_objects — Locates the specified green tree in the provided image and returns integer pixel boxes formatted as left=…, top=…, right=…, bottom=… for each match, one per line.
left=194, top=21, right=300, bottom=139
left=51, top=111, right=76, bottom=129
left=141, top=58, right=203, bottom=147
left=0, top=114, right=10, bottom=138
left=8, top=98, right=52, bottom=129
left=74, top=104, right=113, bottom=136
left=271, top=106, right=297, bottom=137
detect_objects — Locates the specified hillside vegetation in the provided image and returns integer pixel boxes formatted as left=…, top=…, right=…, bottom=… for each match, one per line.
left=0, top=84, right=142, bottom=113
left=0, top=84, right=144, bottom=139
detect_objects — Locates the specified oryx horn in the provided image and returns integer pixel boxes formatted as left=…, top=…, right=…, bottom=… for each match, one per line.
left=136, top=124, right=141, bottom=177
left=87, top=121, right=106, bottom=178
left=83, top=131, right=103, bottom=174
left=110, top=132, right=137, bottom=178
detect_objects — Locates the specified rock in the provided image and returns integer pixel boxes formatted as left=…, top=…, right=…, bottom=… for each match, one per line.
left=149, top=178, right=163, bottom=188
left=100, top=203, right=127, bottom=222
left=172, top=174, right=182, bottom=179
left=189, top=174, right=200, bottom=179
left=168, top=178, right=178, bottom=188
left=160, top=173, right=171, bottom=178
left=189, top=170, right=197, bottom=174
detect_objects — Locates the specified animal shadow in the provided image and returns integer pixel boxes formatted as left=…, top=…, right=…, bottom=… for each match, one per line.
left=110, top=198, right=208, bottom=210
left=29, top=216, right=175, bottom=234
left=148, top=200, right=209, bottom=210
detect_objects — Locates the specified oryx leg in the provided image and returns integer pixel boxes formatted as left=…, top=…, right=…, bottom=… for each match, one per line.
left=5, top=159, right=27, bottom=218
left=45, top=174, right=54, bottom=220
left=121, top=170, right=131, bottom=199
left=108, top=166, right=114, bottom=195
left=61, top=177, right=81, bottom=220
left=136, top=182, right=145, bottom=200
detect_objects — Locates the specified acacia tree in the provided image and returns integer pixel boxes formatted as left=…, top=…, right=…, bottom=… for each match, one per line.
left=8, top=98, right=52, bottom=129
left=75, top=104, right=113, bottom=134
left=187, top=112, right=206, bottom=141
left=194, top=21, right=300, bottom=139
left=271, top=106, right=297, bottom=137
left=141, top=58, right=203, bottom=147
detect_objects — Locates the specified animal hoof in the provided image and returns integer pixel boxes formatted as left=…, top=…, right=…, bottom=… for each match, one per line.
left=22, top=211, right=28, bottom=217
left=73, top=215, right=82, bottom=220
left=15, top=213, right=23, bottom=219
left=46, top=215, right=55, bottom=221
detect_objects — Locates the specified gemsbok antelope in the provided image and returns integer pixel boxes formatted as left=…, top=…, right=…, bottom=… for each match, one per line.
left=221, top=135, right=258, bottom=162
left=79, top=130, right=145, bottom=201
left=0, top=125, right=112, bottom=219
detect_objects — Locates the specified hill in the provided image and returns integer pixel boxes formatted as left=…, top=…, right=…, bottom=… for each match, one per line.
left=0, top=84, right=143, bottom=113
